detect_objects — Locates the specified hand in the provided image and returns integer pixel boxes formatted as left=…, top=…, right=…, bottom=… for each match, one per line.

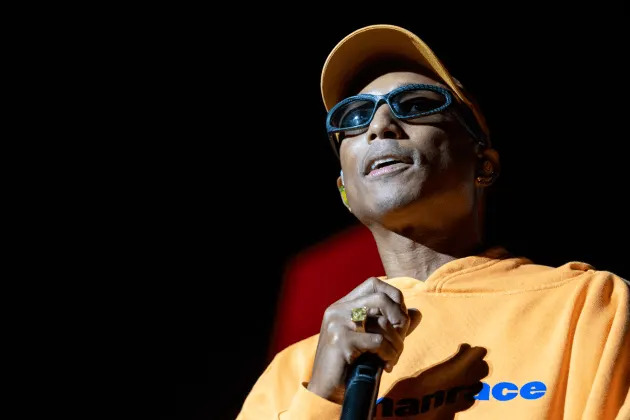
left=307, top=277, right=422, bottom=402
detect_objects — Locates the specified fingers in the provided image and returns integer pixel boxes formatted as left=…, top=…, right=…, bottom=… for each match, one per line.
left=370, top=314, right=405, bottom=355
left=372, top=316, right=405, bottom=372
left=346, top=331, right=398, bottom=364
left=338, top=277, right=405, bottom=307
left=324, top=277, right=423, bottom=375
left=311, top=277, right=422, bottom=401
left=349, top=292, right=409, bottom=330
left=406, top=308, right=422, bottom=337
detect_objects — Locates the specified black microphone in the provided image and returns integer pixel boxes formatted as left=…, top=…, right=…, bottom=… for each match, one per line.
left=340, top=353, right=384, bottom=420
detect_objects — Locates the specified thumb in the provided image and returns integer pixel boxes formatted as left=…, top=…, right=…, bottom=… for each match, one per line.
left=406, top=308, right=422, bottom=336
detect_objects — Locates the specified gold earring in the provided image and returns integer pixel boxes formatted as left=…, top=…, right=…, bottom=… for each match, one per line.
left=338, top=184, right=351, bottom=211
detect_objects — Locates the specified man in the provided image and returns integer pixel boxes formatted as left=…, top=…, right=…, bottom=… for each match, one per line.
left=238, top=25, right=629, bottom=419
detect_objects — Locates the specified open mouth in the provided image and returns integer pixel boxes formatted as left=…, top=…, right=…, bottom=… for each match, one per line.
left=366, top=156, right=413, bottom=177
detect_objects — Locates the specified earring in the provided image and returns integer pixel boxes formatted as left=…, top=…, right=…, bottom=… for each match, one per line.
left=338, top=184, right=351, bottom=211
left=476, top=160, right=496, bottom=186
left=339, top=170, right=351, bottom=211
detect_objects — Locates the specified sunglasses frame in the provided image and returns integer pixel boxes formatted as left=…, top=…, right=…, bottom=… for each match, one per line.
left=326, top=83, right=487, bottom=157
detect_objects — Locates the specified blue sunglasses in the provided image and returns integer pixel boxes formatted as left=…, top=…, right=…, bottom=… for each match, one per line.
left=326, top=84, right=486, bottom=156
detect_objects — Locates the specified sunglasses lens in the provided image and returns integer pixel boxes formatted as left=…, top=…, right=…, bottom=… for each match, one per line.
left=390, top=89, right=448, bottom=117
left=330, top=99, right=375, bottom=130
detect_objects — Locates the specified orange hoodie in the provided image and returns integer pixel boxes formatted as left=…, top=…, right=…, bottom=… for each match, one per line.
left=238, top=249, right=630, bottom=419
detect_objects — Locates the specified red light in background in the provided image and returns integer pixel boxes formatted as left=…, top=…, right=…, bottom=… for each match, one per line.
left=269, top=224, right=385, bottom=358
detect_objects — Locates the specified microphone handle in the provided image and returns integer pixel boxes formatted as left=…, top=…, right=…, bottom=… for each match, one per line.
left=340, top=353, right=384, bottom=420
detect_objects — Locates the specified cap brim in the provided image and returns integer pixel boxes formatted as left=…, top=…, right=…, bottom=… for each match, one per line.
left=320, top=24, right=489, bottom=137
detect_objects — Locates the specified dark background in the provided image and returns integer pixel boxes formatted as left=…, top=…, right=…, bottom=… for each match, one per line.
left=166, top=9, right=628, bottom=419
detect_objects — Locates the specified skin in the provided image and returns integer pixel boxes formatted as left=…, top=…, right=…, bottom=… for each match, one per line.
left=308, top=70, right=500, bottom=402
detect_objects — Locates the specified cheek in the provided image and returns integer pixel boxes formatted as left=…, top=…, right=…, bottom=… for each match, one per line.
left=415, top=127, right=474, bottom=174
left=339, top=135, right=365, bottom=160
left=402, top=125, right=448, bottom=164
left=339, top=137, right=368, bottom=178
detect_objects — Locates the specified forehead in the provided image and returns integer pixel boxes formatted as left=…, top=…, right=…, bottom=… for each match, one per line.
left=359, top=71, right=447, bottom=96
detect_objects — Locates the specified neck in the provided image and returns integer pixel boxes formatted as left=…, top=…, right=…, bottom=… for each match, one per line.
left=369, top=216, right=483, bottom=282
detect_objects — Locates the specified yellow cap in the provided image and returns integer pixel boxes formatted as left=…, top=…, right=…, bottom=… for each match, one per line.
left=320, top=24, right=489, bottom=139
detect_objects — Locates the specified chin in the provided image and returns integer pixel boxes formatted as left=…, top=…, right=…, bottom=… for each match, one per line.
left=371, top=177, right=426, bottom=210
left=371, top=185, right=475, bottom=232
left=368, top=188, right=423, bottom=223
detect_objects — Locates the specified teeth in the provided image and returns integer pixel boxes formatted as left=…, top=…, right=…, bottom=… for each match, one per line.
left=371, top=158, right=400, bottom=171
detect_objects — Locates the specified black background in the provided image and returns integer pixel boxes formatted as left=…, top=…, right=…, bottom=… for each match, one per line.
left=163, top=9, right=629, bottom=419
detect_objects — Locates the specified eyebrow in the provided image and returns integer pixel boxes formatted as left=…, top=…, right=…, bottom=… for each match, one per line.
left=360, top=83, right=445, bottom=96
left=361, top=84, right=407, bottom=95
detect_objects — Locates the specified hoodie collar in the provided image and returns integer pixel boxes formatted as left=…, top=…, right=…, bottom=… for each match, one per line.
left=381, top=247, right=536, bottom=294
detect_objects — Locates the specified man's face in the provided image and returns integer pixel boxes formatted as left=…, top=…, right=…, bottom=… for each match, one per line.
left=339, top=71, right=479, bottom=230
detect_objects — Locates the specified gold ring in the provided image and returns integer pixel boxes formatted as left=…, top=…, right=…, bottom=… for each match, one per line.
left=351, top=306, right=368, bottom=333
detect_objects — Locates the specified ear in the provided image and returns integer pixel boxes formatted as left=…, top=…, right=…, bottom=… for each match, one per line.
left=475, top=148, right=500, bottom=187
left=336, top=175, right=351, bottom=212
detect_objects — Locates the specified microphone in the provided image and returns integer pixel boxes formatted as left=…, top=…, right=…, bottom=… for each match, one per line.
left=340, top=353, right=384, bottom=420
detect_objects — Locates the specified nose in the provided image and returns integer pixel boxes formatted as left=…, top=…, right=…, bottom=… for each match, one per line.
left=366, top=103, right=404, bottom=142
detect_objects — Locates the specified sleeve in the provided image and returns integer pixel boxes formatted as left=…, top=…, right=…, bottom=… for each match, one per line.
left=575, top=273, right=630, bottom=419
left=236, top=346, right=343, bottom=420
